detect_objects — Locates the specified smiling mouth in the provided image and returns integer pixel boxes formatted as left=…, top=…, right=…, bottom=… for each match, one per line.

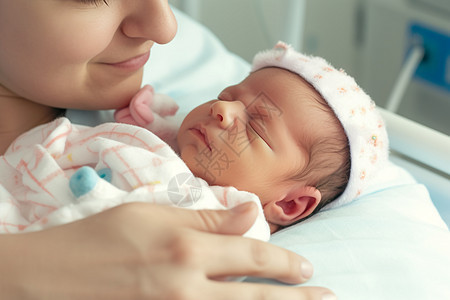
left=190, top=127, right=211, bottom=150
left=104, top=52, right=151, bottom=71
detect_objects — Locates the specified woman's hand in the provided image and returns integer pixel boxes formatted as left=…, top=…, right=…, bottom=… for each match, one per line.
left=1, top=202, right=335, bottom=300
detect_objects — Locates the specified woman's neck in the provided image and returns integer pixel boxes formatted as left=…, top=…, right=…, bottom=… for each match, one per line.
left=0, top=85, right=60, bottom=155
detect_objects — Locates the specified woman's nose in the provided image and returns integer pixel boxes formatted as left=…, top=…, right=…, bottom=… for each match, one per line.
left=210, top=100, right=247, bottom=129
left=121, top=1, right=177, bottom=44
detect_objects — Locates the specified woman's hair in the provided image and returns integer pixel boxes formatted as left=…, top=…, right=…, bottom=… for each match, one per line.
left=289, top=81, right=351, bottom=216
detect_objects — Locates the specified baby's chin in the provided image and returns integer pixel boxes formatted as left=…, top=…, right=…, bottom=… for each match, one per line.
left=181, top=154, right=218, bottom=187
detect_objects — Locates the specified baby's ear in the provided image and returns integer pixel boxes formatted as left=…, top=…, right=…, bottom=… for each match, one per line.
left=263, top=186, right=321, bottom=226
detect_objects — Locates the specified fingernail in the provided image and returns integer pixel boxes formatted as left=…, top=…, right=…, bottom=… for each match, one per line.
left=322, top=293, right=337, bottom=300
left=231, top=202, right=254, bottom=214
left=301, top=261, right=314, bottom=279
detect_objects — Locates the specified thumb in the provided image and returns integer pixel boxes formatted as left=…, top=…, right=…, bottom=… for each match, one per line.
left=184, top=202, right=259, bottom=236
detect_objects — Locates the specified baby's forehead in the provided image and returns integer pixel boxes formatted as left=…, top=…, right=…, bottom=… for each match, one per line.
left=247, top=67, right=319, bottom=93
left=249, top=68, right=336, bottom=122
left=249, top=67, right=325, bottom=103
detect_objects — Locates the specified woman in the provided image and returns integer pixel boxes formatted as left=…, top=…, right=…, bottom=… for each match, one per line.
left=0, top=1, right=335, bottom=299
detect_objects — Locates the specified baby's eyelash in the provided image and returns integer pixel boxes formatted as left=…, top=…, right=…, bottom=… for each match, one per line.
left=249, top=119, right=272, bottom=149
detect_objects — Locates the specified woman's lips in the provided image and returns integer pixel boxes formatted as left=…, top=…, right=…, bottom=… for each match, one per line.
left=105, top=52, right=150, bottom=71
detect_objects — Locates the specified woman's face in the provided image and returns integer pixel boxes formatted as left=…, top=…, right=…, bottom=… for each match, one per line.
left=0, top=0, right=177, bottom=110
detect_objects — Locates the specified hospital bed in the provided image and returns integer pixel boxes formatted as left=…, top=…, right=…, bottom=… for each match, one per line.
left=138, top=8, right=450, bottom=300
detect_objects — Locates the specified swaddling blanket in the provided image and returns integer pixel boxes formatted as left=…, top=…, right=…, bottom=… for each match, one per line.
left=0, top=117, right=270, bottom=239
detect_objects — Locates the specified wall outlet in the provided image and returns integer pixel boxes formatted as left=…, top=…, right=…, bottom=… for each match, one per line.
left=409, top=23, right=450, bottom=92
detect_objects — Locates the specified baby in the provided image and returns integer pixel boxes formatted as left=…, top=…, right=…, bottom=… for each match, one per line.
left=118, top=42, right=389, bottom=232
left=0, top=42, right=388, bottom=237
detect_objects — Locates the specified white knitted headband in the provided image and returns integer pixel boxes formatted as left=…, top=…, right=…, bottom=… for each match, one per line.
left=251, top=41, right=389, bottom=209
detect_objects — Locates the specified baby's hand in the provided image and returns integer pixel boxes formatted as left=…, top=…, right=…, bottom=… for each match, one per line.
left=146, top=86, right=179, bottom=117
left=114, top=85, right=180, bottom=149
left=115, top=85, right=178, bottom=126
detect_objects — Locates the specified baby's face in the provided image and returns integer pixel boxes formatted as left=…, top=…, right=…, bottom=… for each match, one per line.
left=177, top=68, right=331, bottom=205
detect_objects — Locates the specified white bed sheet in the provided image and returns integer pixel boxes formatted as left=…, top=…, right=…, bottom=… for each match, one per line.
left=68, top=7, right=450, bottom=300
left=265, top=161, right=450, bottom=300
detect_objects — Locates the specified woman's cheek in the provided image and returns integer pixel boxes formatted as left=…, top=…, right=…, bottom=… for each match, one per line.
left=50, top=20, right=117, bottom=64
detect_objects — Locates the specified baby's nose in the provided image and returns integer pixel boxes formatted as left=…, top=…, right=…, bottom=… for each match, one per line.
left=210, top=100, right=247, bottom=129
